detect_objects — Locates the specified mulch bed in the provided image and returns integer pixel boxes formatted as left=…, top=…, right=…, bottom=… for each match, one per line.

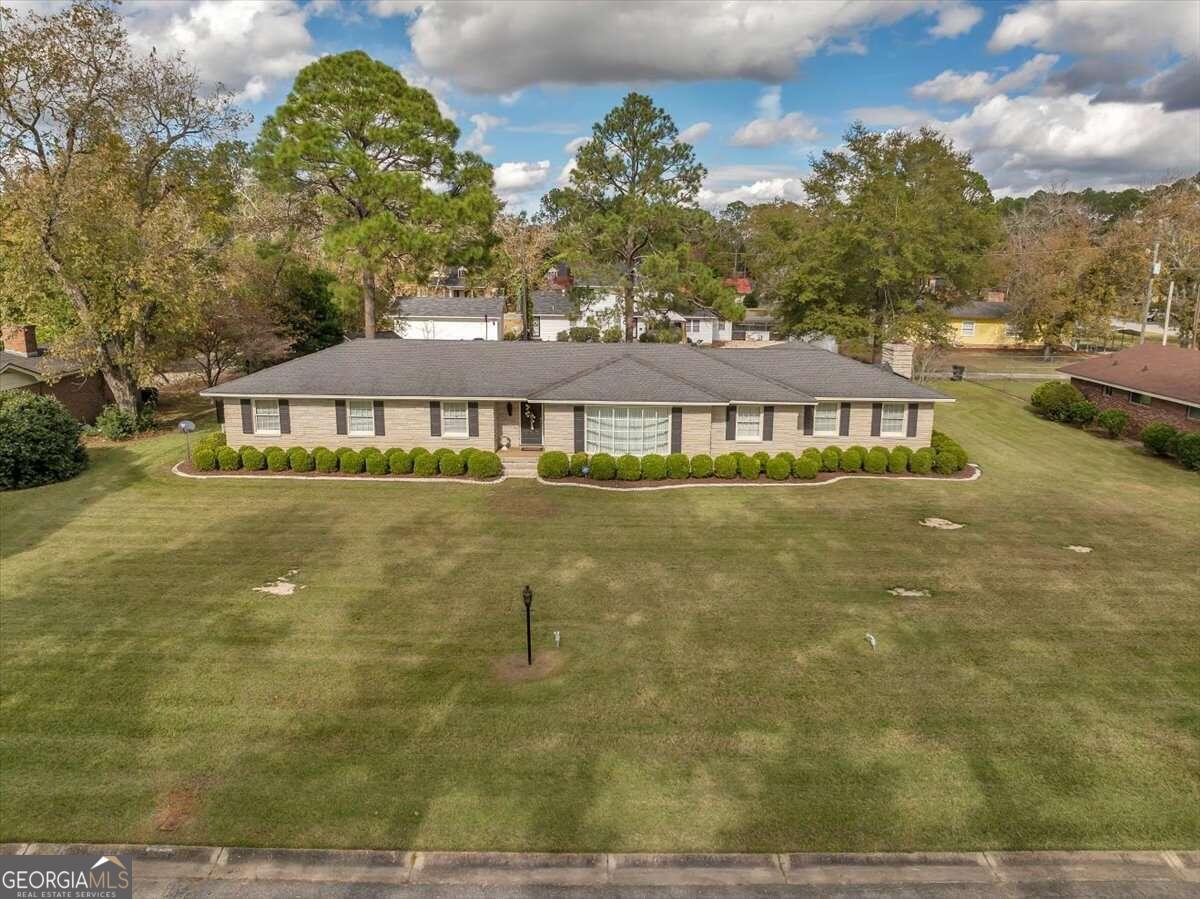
left=545, top=465, right=978, bottom=488
left=175, top=461, right=501, bottom=482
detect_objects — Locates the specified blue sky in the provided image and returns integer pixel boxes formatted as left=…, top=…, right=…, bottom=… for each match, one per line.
left=103, top=0, right=1200, bottom=211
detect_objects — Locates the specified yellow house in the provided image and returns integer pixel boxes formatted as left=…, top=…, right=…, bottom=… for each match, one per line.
left=946, top=299, right=1025, bottom=347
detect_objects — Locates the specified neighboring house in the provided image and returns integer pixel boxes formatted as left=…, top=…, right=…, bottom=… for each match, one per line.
left=633, top=306, right=732, bottom=343
left=200, top=340, right=950, bottom=457
left=0, top=324, right=112, bottom=421
left=1058, top=344, right=1200, bottom=434
left=389, top=296, right=503, bottom=341
left=945, top=298, right=1025, bottom=347
left=522, top=291, right=576, bottom=341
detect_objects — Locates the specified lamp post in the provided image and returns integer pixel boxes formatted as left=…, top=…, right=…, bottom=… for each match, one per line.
left=522, top=585, right=533, bottom=666
left=178, top=420, right=196, bottom=463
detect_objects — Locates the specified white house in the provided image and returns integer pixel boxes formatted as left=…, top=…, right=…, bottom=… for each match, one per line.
left=389, top=297, right=503, bottom=340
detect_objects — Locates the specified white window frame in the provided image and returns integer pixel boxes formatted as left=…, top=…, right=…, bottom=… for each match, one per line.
left=253, top=399, right=281, bottom=436
left=735, top=404, right=763, bottom=441
left=960, top=320, right=976, bottom=336
left=813, top=401, right=839, bottom=436
left=881, top=401, right=906, bottom=436
left=1187, top=406, right=1200, bottom=421
left=348, top=399, right=375, bottom=436
left=584, top=406, right=670, bottom=455
left=442, top=400, right=469, bottom=438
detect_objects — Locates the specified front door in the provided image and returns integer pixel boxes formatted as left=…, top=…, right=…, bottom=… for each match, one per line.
left=520, top=402, right=543, bottom=446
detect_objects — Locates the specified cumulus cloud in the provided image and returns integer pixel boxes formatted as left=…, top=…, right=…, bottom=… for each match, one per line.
left=699, top=164, right=808, bottom=209
left=493, top=160, right=552, bottom=210
left=927, top=1, right=984, bottom=38
left=677, top=121, right=713, bottom=144
left=912, top=54, right=1059, bottom=103
left=731, top=87, right=820, bottom=147
left=563, top=136, right=590, bottom=155
left=462, top=113, right=505, bottom=156
left=365, top=0, right=423, bottom=18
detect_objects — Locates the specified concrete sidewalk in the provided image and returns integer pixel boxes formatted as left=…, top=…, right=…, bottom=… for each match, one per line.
left=5, top=843, right=1198, bottom=896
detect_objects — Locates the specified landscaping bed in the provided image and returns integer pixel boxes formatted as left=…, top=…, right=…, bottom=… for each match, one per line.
left=541, top=464, right=979, bottom=489
left=174, top=460, right=503, bottom=482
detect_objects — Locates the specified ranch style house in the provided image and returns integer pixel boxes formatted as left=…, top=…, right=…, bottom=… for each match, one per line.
left=200, top=340, right=951, bottom=457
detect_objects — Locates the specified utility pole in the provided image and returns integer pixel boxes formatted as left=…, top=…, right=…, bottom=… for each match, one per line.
left=1139, top=241, right=1160, bottom=344
left=1161, top=281, right=1175, bottom=347
left=1192, top=283, right=1200, bottom=351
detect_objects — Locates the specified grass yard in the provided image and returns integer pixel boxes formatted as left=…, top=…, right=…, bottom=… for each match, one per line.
left=1, top=381, right=1197, bottom=852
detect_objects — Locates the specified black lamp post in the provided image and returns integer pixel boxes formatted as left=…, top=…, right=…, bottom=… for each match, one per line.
left=522, top=585, right=533, bottom=666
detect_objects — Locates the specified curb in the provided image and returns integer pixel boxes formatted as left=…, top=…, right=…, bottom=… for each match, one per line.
left=171, top=461, right=508, bottom=487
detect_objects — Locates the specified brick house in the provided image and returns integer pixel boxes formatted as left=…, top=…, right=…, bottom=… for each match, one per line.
left=1058, top=344, right=1200, bottom=435
left=0, top=325, right=113, bottom=422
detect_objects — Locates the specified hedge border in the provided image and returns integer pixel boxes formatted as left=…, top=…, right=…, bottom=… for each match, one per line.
left=536, top=463, right=982, bottom=491
left=172, top=461, right=507, bottom=486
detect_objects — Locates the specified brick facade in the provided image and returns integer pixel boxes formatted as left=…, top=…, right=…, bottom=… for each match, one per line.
left=1071, top=378, right=1200, bottom=436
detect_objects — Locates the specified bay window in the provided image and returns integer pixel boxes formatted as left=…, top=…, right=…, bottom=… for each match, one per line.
left=585, top=406, right=670, bottom=455
left=442, top=401, right=469, bottom=437
left=813, top=401, right=839, bottom=435
left=253, top=399, right=280, bottom=435
left=735, top=404, right=762, bottom=441
left=881, top=402, right=906, bottom=436
left=348, top=399, right=374, bottom=436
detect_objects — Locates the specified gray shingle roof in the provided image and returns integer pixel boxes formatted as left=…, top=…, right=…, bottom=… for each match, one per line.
left=530, top=291, right=576, bottom=317
left=947, top=300, right=1011, bottom=320
left=0, top=350, right=81, bottom=379
left=388, top=296, right=504, bottom=318
left=202, top=340, right=949, bottom=404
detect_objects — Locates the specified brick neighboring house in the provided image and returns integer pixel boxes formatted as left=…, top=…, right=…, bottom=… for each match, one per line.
left=1058, top=344, right=1200, bottom=435
left=0, top=325, right=113, bottom=422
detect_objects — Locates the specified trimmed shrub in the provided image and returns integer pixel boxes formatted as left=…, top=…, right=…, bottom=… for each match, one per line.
left=537, top=451, right=570, bottom=479
left=731, top=451, right=749, bottom=464
left=752, top=451, right=770, bottom=470
left=931, top=430, right=968, bottom=471
left=1065, top=400, right=1098, bottom=426
left=240, top=446, right=265, bottom=471
left=569, top=452, right=589, bottom=477
left=413, top=452, right=439, bottom=476
left=193, top=448, right=217, bottom=471
left=801, top=447, right=822, bottom=466
left=666, top=452, right=689, bottom=479
left=766, top=455, right=791, bottom=480
left=388, top=450, right=412, bottom=474
left=775, top=451, right=795, bottom=467
left=1174, top=432, right=1200, bottom=471
left=616, top=454, right=641, bottom=481
left=909, top=447, right=934, bottom=475
left=589, top=452, right=617, bottom=480
left=467, top=450, right=502, bottom=479
left=793, top=456, right=819, bottom=479
left=459, top=447, right=477, bottom=468
left=737, top=454, right=761, bottom=479
left=864, top=447, right=889, bottom=474
left=1096, top=409, right=1128, bottom=438
left=409, top=446, right=430, bottom=461
left=848, top=445, right=868, bottom=461
left=335, top=446, right=355, bottom=460
left=934, top=449, right=959, bottom=475
left=217, top=446, right=241, bottom=471
left=1140, top=422, right=1177, bottom=456
left=438, top=452, right=464, bottom=476
left=0, top=391, right=88, bottom=490
left=313, top=448, right=338, bottom=473
left=821, top=446, right=841, bottom=472
left=714, top=453, right=738, bottom=479
left=690, top=453, right=714, bottom=478
left=339, top=449, right=364, bottom=474
left=840, top=448, right=863, bottom=472
left=888, top=446, right=911, bottom=474
left=288, top=447, right=313, bottom=472
left=266, top=448, right=289, bottom=472
left=311, top=446, right=330, bottom=459
left=95, top=403, right=138, bottom=441
left=365, top=452, right=388, bottom=475
left=360, top=446, right=381, bottom=458
left=196, top=430, right=227, bottom=454
left=384, top=447, right=404, bottom=462
left=1031, top=380, right=1085, bottom=421
left=641, top=453, right=668, bottom=480
left=260, top=445, right=281, bottom=459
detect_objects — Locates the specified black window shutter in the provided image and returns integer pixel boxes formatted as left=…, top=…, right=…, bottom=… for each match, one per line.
left=279, top=399, right=291, bottom=435
left=214, top=399, right=224, bottom=425
left=240, top=398, right=253, bottom=434
left=373, top=400, right=385, bottom=437
left=725, top=405, right=736, bottom=440
left=802, top=405, right=814, bottom=436
left=762, top=406, right=774, bottom=441
left=573, top=406, right=585, bottom=452
left=670, top=407, right=682, bottom=453
left=429, top=401, right=441, bottom=437
left=335, top=399, right=347, bottom=435
left=467, top=401, right=479, bottom=437
left=906, top=402, right=919, bottom=438
left=870, top=402, right=883, bottom=437
left=838, top=402, right=851, bottom=437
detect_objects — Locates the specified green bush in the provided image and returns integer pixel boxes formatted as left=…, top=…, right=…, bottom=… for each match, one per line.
left=313, top=449, right=337, bottom=473
left=192, top=448, right=217, bottom=471
left=641, top=453, right=668, bottom=480
left=384, top=447, right=404, bottom=462
left=311, top=446, right=330, bottom=458
left=360, top=446, right=381, bottom=458
left=1140, top=422, right=1177, bottom=456
left=1066, top=400, right=1098, bottom=426
left=775, top=451, right=795, bottom=467
left=934, top=450, right=959, bottom=475
left=459, top=447, right=477, bottom=468
left=766, top=456, right=791, bottom=480
left=266, top=449, right=289, bottom=472
left=737, top=454, right=760, bottom=479
left=95, top=404, right=138, bottom=441
left=666, top=452, right=689, bottom=479
left=714, top=453, right=737, bottom=479
left=413, top=452, right=439, bottom=476
left=432, top=447, right=456, bottom=465
left=287, top=447, right=313, bottom=472
left=365, top=453, right=388, bottom=475
left=888, top=446, right=911, bottom=474
left=909, top=448, right=934, bottom=474
left=410, top=446, right=429, bottom=460
left=335, top=446, right=355, bottom=460
left=847, top=445, right=868, bottom=461
left=537, top=451, right=570, bottom=479
left=1174, top=432, right=1200, bottom=471
left=731, top=451, right=749, bottom=464
left=0, top=391, right=88, bottom=490
left=388, top=450, right=412, bottom=474
left=793, top=456, right=819, bottom=479
left=438, top=452, right=464, bottom=476
left=217, top=446, right=241, bottom=471
left=589, top=452, right=616, bottom=480
left=820, top=446, right=841, bottom=472
left=690, top=453, right=714, bottom=478
left=1096, top=409, right=1128, bottom=438
left=339, top=449, right=364, bottom=474
left=467, top=450, right=502, bottom=479
left=240, top=446, right=265, bottom=471
left=569, top=452, right=589, bottom=477
left=616, top=454, right=641, bottom=481
left=931, top=430, right=968, bottom=470
left=196, top=430, right=227, bottom=454
left=864, top=447, right=889, bottom=474
left=801, top=447, right=822, bottom=466
left=1031, top=380, right=1085, bottom=421
left=752, top=451, right=770, bottom=469
left=840, top=448, right=862, bottom=472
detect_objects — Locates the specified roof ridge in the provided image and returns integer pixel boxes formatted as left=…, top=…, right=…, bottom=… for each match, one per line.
left=525, top=348, right=633, bottom=398
left=688, top=344, right=817, bottom=400
left=612, top=351, right=727, bottom=401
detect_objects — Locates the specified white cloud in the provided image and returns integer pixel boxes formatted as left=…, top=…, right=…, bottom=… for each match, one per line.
left=699, top=177, right=807, bottom=209
left=493, top=160, right=552, bottom=209
left=556, top=157, right=578, bottom=188
left=398, top=64, right=458, bottom=121
left=677, top=121, right=712, bottom=144
left=563, top=136, right=590, bottom=155
left=404, top=1, right=991, bottom=93
left=912, top=54, right=1059, bottom=103
left=989, top=0, right=1199, bottom=58
left=366, top=0, right=423, bottom=18
left=462, top=113, right=505, bottom=156
left=732, top=89, right=820, bottom=147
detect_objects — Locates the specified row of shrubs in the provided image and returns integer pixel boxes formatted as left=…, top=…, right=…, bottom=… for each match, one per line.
left=536, top=432, right=968, bottom=482
left=191, top=433, right=502, bottom=479
left=1031, top=381, right=1199, bottom=470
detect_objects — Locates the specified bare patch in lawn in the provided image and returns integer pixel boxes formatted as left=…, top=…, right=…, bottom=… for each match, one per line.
left=920, top=517, right=963, bottom=530
left=253, top=569, right=303, bottom=596
left=625, top=611, right=644, bottom=627
left=153, top=777, right=213, bottom=832
left=1065, top=545, right=1093, bottom=553
left=492, top=649, right=565, bottom=684
left=888, top=587, right=930, bottom=597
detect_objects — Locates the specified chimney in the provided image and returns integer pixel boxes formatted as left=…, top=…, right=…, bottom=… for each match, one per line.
left=882, top=343, right=913, bottom=379
left=2, top=324, right=39, bottom=357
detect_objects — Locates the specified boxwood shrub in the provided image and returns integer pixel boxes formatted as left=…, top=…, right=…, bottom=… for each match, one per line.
left=468, top=450, right=503, bottom=479
left=690, top=453, right=714, bottom=478
left=847, top=445, right=868, bottom=461
left=240, top=446, right=265, bottom=471
left=217, top=446, right=241, bottom=471
left=1066, top=400, right=1098, bottom=426
left=311, top=446, right=330, bottom=459
left=266, top=449, right=289, bottom=472
left=413, top=452, right=439, bottom=476
left=714, top=453, right=737, bottom=478
left=1096, top=409, right=1128, bottom=438
left=459, top=447, right=477, bottom=468
left=365, top=453, right=388, bottom=475
left=793, top=456, right=819, bottom=479
left=801, top=447, right=822, bottom=467
left=438, top=452, right=465, bottom=476
left=537, top=451, right=570, bottom=479
left=335, top=446, right=355, bottom=461
left=766, top=455, right=791, bottom=480
left=641, top=453, right=668, bottom=480
left=1031, top=380, right=1085, bottom=421
left=616, top=454, right=641, bottom=481
left=888, top=446, right=911, bottom=474
left=840, top=448, right=862, bottom=472
left=775, top=451, right=795, bottom=467
left=432, top=447, right=456, bottom=465
left=1140, top=422, right=1177, bottom=455
left=288, top=447, right=313, bottom=472
left=410, top=446, right=430, bottom=461
left=933, top=449, right=959, bottom=475
left=909, top=447, right=933, bottom=474
left=820, top=446, right=841, bottom=472
left=589, top=452, right=617, bottom=480
left=192, top=448, right=217, bottom=471
left=196, top=430, right=227, bottom=454
left=864, top=447, right=889, bottom=474
left=738, top=454, right=760, bottom=479
left=388, top=449, right=413, bottom=474
left=569, top=452, right=589, bottom=477
left=1175, top=432, right=1200, bottom=470
left=752, top=451, right=770, bottom=469
left=666, top=452, right=689, bottom=479
left=311, top=449, right=335, bottom=473
left=360, top=446, right=381, bottom=458
left=931, top=430, right=968, bottom=471
left=339, top=449, right=364, bottom=474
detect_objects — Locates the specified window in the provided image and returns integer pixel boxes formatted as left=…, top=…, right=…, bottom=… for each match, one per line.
left=254, top=399, right=280, bottom=435
left=881, top=402, right=906, bottom=436
left=585, top=406, right=670, bottom=455
left=736, top=404, right=762, bottom=441
left=1188, top=406, right=1200, bottom=422
left=814, top=401, right=839, bottom=435
left=686, top=319, right=701, bottom=334
left=442, top=401, right=469, bottom=437
left=1102, top=385, right=1113, bottom=396
left=960, top=320, right=976, bottom=336
left=1129, top=392, right=1151, bottom=406
left=348, top=399, right=375, bottom=436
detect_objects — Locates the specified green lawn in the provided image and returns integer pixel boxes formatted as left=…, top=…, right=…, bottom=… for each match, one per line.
left=1, top=382, right=1197, bottom=852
